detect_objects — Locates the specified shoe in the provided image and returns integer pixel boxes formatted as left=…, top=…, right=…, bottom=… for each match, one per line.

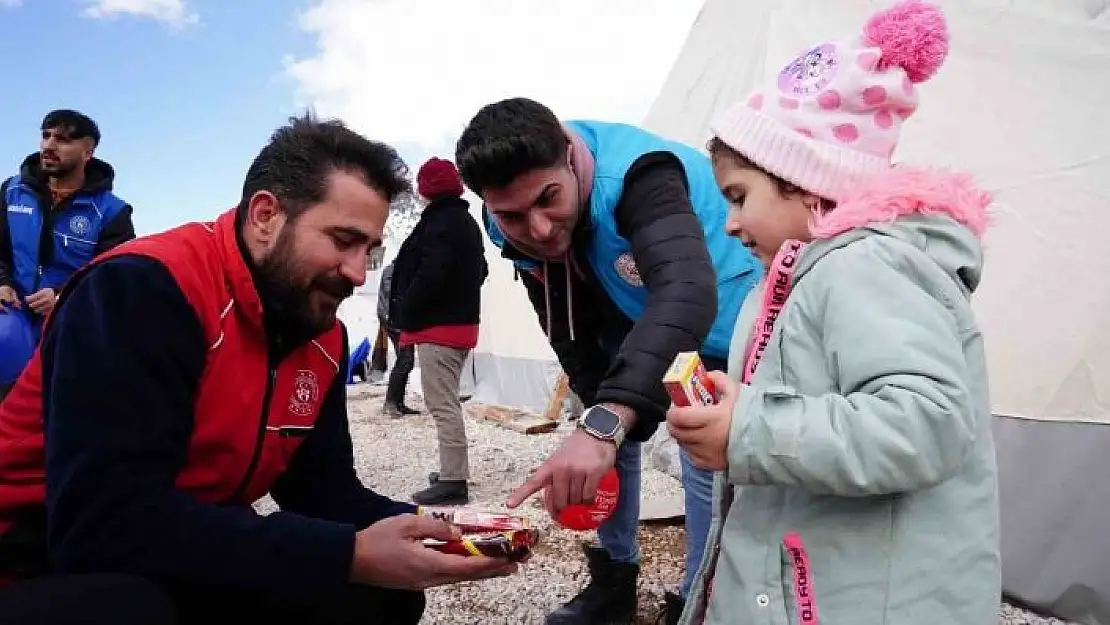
left=545, top=544, right=638, bottom=625
left=382, top=401, right=403, bottom=418
left=656, top=591, right=684, bottom=625
left=411, top=480, right=469, bottom=506
left=400, top=404, right=421, bottom=415
left=428, top=471, right=440, bottom=485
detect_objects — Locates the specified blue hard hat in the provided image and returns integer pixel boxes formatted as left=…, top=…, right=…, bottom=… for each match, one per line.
left=0, top=308, right=35, bottom=384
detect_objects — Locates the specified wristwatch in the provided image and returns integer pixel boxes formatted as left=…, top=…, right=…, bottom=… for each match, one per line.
left=577, top=405, right=626, bottom=448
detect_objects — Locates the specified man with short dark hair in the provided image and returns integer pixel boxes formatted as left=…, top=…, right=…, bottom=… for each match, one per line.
left=0, top=114, right=516, bottom=625
left=0, top=109, right=135, bottom=398
left=456, top=98, right=761, bottom=625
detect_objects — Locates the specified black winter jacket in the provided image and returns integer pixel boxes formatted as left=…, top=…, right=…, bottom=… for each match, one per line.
left=497, top=152, right=720, bottom=442
left=391, top=196, right=488, bottom=332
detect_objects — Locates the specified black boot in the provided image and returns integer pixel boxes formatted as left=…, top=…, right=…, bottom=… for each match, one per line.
left=545, top=544, right=638, bottom=625
left=399, top=404, right=421, bottom=415
left=657, top=591, right=684, bottom=625
left=411, top=479, right=469, bottom=506
left=382, top=401, right=403, bottom=419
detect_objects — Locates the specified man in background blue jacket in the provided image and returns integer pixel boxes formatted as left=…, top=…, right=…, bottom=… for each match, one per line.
left=0, top=109, right=135, bottom=398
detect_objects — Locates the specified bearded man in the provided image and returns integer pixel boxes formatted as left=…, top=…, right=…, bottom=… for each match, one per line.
left=0, top=114, right=517, bottom=625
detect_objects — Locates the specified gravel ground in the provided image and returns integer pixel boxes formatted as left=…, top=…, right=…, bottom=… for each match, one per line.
left=266, top=382, right=1076, bottom=625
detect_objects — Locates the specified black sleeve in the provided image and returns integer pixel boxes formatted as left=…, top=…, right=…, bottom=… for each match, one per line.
left=42, top=256, right=358, bottom=598
left=94, top=204, right=136, bottom=255
left=596, top=152, right=718, bottom=441
left=394, top=218, right=452, bottom=324
left=0, top=177, right=11, bottom=288
left=271, top=326, right=416, bottom=528
left=519, top=267, right=610, bottom=406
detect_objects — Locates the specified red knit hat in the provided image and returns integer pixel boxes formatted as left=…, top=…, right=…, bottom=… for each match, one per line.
left=417, top=157, right=465, bottom=199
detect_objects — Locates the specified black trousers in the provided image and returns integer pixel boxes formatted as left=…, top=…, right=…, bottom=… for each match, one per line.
left=0, top=573, right=425, bottom=625
left=376, top=324, right=415, bottom=406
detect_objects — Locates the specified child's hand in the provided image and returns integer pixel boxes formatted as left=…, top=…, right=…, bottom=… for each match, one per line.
left=666, top=371, right=737, bottom=471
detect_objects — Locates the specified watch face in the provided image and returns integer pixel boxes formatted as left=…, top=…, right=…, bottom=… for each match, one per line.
left=584, top=406, right=621, bottom=437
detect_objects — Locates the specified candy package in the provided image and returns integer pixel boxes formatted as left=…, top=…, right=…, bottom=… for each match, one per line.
left=418, top=508, right=541, bottom=562
left=663, top=351, right=719, bottom=407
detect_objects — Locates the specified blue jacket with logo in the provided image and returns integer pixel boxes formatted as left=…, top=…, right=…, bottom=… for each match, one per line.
left=0, top=154, right=136, bottom=319
left=484, top=121, right=761, bottom=440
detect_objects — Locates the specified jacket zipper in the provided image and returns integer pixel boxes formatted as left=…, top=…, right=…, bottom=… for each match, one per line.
left=229, top=366, right=277, bottom=503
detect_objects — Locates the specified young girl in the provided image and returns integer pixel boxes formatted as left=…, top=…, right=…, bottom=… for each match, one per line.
left=666, top=2, right=1001, bottom=624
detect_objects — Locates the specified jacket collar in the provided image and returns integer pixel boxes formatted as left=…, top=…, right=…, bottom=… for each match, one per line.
left=212, top=208, right=266, bottom=331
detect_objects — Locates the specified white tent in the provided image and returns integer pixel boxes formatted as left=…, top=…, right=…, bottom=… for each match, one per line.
left=643, top=1, right=1110, bottom=623
left=340, top=197, right=562, bottom=412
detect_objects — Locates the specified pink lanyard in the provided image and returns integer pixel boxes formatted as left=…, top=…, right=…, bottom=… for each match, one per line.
left=696, top=240, right=810, bottom=624
left=741, top=239, right=807, bottom=384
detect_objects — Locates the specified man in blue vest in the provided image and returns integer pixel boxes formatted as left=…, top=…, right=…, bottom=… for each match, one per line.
left=456, top=97, right=761, bottom=625
left=0, top=110, right=135, bottom=398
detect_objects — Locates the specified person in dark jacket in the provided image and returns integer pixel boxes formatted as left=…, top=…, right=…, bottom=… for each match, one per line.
left=0, top=109, right=135, bottom=400
left=391, top=157, right=488, bottom=506
left=456, top=98, right=761, bottom=625
left=374, top=261, right=418, bottom=416
left=0, top=114, right=516, bottom=625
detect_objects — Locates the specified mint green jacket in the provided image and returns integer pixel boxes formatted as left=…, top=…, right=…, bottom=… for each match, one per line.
left=681, top=168, right=1002, bottom=625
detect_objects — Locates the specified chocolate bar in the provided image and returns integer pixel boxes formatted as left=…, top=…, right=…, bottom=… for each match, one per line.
left=423, top=528, right=541, bottom=562
left=663, top=351, right=719, bottom=407
left=418, top=508, right=541, bottom=561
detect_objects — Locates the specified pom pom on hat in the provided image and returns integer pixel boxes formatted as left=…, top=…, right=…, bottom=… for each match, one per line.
left=862, top=0, right=950, bottom=84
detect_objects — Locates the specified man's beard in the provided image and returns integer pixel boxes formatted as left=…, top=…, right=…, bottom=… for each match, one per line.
left=40, top=155, right=75, bottom=178
left=256, top=228, right=355, bottom=338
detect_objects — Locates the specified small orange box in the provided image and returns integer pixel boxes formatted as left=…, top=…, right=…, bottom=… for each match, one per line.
left=663, top=352, right=719, bottom=407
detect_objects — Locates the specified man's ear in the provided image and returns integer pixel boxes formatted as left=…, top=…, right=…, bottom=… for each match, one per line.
left=245, top=191, right=285, bottom=243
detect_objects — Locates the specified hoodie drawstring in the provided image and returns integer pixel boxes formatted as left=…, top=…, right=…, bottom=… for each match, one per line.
left=541, top=257, right=576, bottom=343
left=565, top=252, right=575, bottom=342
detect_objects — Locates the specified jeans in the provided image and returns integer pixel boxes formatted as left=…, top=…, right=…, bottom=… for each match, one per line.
left=597, top=442, right=715, bottom=600
left=679, top=447, right=715, bottom=598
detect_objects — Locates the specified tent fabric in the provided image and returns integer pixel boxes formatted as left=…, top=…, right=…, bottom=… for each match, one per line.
left=642, top=1, right=1110, bottom=623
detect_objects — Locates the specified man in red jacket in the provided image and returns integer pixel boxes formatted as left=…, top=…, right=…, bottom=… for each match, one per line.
left=0, top=114, right=516, bottom=625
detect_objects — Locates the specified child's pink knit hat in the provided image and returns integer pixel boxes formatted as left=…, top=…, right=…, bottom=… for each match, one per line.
left=709, top=0, right=950, bottom=201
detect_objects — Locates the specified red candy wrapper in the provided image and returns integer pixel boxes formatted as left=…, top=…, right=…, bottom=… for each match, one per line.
left=418, top=508, right=541, bottom=562
left=663, top=352, right=719, bottom=407
left=423, top=530, right=539, bottom=562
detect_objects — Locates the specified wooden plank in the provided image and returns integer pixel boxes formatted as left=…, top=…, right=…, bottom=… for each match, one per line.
left=542, top=373, right=571, bottom=422
left=467, top=403, right=559, bottom=435
left=503, top=417, right=560, bottom=435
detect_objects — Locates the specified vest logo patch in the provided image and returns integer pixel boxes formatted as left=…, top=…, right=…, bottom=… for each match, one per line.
left=613, top=253, right=643, bottom=287
left=289, top=369, right=320, bottom=417
left=7, top=204, right=34, bottom=216
left=69, top=215, right=91, bottom=236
